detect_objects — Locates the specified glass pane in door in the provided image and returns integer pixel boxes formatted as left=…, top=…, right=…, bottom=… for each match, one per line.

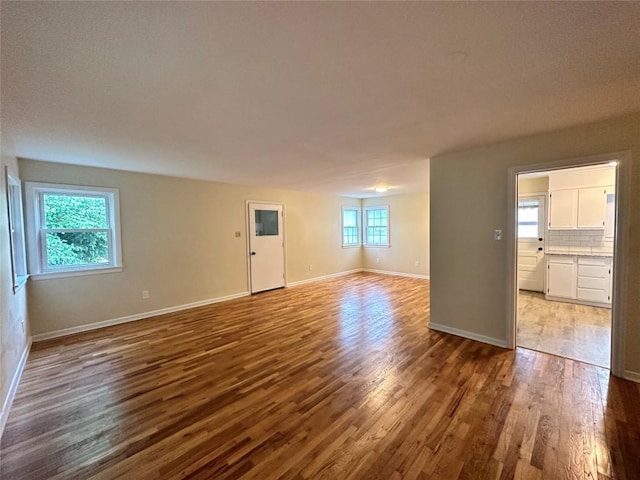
left=255, top=210, right=279, bottom=236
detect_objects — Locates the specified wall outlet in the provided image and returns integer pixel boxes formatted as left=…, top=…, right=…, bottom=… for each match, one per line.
left=308, top=264, right=313, bottom=271
left=142, top=290, right=149, bottom=299
left=494, top=229, right=503, bottom=241
left=415, top=260, right=420, bottom=267
left=376, top=257, right=380, bottom=264
left=235, top=231, right=241, bottom=238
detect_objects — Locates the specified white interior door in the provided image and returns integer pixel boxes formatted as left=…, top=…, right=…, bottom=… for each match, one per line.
left=518, top=195, right=546, bottom=292
left=248, top=202, right=285, bottom=293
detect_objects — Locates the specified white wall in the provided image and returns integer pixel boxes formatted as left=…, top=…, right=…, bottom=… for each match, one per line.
left=430, top=112, right=640, bottom=377
left=19, top=159, right=362, bottom=336
left=362, top=192, right=429, bottom=277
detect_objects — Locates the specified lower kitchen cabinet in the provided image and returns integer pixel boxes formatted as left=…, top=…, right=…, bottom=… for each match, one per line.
left=546, top=255, right=612, bottom=307
left=577, top=257, right=612, bottom=304
left=547, top=256, right=576, bottom=299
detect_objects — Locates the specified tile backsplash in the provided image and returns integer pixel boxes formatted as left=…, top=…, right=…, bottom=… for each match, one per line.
left=546, top=230, right=613, bottom=254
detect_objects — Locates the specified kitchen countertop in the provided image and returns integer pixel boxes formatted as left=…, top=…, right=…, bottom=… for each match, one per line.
left=545, top=251, right=613, bottom=257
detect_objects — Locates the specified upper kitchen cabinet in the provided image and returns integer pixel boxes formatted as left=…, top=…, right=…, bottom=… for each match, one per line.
left=548, top=165, right=615, bottom=231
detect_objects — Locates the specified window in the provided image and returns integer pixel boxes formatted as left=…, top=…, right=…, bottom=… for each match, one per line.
left=518, top=199, right=540, bottom=238
left=5, top=168, right=28, bottom=291
left=342, top=207, right=361, bottom=247
left=26, top=182, right=123, bottom=279
left=364, top=206, right=389, bottom=246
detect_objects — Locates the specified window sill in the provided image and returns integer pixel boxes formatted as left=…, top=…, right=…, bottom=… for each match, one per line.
left=363, top=244, right=390, bottom=248
left=12, top=275, right=29, bottom=293
left=342, top=244, right=362, bottom=249
left=30, top=266, right=124, bottom=281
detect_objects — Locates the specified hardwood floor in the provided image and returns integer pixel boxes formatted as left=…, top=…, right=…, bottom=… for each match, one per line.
left=517, top=291, right=611, bottom=368
left=1, top=273, right=639, bottom=479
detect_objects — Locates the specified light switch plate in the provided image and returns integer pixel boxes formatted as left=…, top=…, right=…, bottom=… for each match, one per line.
left=494, top=229, right=502, bottom=241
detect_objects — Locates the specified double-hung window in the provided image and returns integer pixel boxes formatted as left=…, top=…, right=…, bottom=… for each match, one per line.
left=363, top=206, right=389, bottom=247
left=342, top=207, right=361, bottom=247
left=26, top=182, right=123, bottom=278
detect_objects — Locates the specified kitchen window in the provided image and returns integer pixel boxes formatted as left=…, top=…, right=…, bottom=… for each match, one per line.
left=517, top=199, right=540, bottom=239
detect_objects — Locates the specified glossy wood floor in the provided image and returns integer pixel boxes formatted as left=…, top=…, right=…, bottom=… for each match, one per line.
left=2, top=273, right=639, bottom=479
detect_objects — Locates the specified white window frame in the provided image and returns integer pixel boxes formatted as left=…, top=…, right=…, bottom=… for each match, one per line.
left=363, top=205, right=390, bottom=247
left=5, top=168, right=28, bottom=292
left=25, top=182, right=123, bottom=280
left=341, top=206, right=361, bottom=247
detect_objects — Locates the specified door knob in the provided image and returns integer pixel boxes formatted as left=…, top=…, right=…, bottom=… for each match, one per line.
left=537, top=247, right=543, bottom=252
left=538, top=237, right=543, bottom=242
left=251, top=251, right=256, bottom=256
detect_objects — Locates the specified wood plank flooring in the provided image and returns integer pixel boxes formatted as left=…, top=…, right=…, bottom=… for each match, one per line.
left=1, top=273, right=639, bottom=479
left=518, top=291, right=611, bottom=368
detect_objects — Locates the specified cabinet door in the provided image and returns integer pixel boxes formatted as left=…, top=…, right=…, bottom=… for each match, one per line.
left=577, top=187, right=607, bottom=229
left=548, top=190, right=577, bottom=229
left=547, top=257, right=576, bottom=298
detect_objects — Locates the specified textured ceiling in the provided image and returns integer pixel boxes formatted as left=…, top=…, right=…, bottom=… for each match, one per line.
left=2, top=2, right=639, bottom=197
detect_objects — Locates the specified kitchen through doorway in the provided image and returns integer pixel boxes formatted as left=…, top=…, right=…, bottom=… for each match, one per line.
left=516, top=163, right=616, bottom=368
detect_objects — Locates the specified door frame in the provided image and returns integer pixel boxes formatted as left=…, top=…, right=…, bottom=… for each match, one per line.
left=245, top=200, right=286, bottom=294
left=506, top=151, right=630, bottom=377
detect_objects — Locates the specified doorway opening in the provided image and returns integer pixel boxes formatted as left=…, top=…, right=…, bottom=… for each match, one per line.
left=508, top=152, right=630, bottom=376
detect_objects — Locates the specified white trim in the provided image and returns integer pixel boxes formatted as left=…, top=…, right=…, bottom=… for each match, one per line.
left=363, top=205, right=390, bottom=247
left=24, top=181, right=123, bottom=276
left=30, top=266, right=124, bottom=281
left=363, top=268, right=429, bottom=280
left=287, top=269, right=364, bottom=287
left=507, top=151, right=630, bottom=379
left=429, top=322, right=508, bottom=348
left=623, top=370, right=640, bottom=384
left=0, top=339, right=31, bottom=440
left=341, top=205, right=362, bottom=247
left=32, top=291, right=250, bottom=342
left=245, top=200, right=286, bottom=294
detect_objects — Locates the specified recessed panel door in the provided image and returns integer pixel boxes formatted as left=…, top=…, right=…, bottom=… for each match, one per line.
left=248, top=203, right=285, bottom=293
left=517, top=195, right=546, bottom=292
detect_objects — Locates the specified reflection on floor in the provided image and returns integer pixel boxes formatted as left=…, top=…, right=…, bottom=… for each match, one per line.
left=517, top=290, right=611, bottom=368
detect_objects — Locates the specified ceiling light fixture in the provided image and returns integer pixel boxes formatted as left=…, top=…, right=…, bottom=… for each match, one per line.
left=375, top=186, right=388, bottom=193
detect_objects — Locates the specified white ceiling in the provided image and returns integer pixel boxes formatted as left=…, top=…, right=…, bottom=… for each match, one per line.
left=2, top=2, right=639, bottom=198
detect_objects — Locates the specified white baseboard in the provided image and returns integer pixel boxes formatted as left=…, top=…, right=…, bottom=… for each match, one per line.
left=429, top=322, right=508, bottom=348
left=363, top=268, right=430, bottom=280
left=32, top=291, right=250, bottom=342
left=623, top=370, right=640, bottom=383
left=0, top=338, right=32, bottom=440
left=287, top=268, right=364, bottom=287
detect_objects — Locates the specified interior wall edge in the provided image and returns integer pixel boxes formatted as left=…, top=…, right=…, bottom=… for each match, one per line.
left=428, top=322, right=508, bottom=349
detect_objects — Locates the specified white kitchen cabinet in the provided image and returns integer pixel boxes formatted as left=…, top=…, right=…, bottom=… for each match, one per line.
left=547, top=165, right=615, bottom=231
left=546, top=255, right=612, bottom=307
left=577, top=257, right=612, bottom=304
left=547, top=255, right=576, bottom=299
left=548, top=187, right=609, bottom=230
left=577, top=187, right=608, bottom=229
left=548, top=190, right=578, bottom=229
